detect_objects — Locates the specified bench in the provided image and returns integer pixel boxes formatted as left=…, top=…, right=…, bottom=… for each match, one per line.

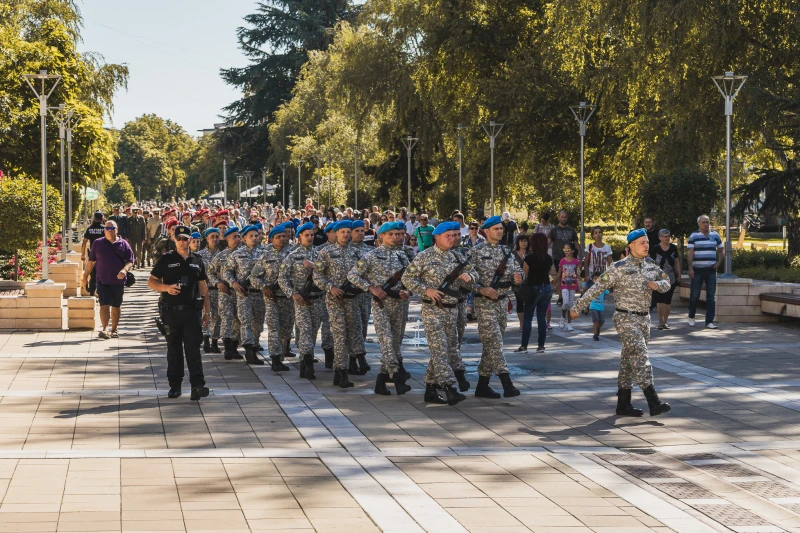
left=751, top=242, right=769, bottom=250
left=760, top=293, right=800, bottom=318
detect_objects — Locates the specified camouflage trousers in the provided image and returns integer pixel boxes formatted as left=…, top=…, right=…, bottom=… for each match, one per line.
left=202, top=289, right=221, bottom=339
left=421, top=303, right=458, bottom=386
left=250, top=292, right=266, bottom=346
left=320, top=299, right=334, bottom=350
left=325, top=294, right=364, bottom=370
left=613, top=313, right=654, bottom=389
left=457, top=299, right=467, bottom=346
left=219, top=290, right=240, bottom=342
left=235, top=290, right=257, bottom=346
left=359, top=293, right=371, bottom=340
left=475, top=297, right=510, bottom=377
left=265, top=295, right=294, bottom=359
left=293, top=297, right=323, bottom=356
left=373, top=297, right=405, bottom=377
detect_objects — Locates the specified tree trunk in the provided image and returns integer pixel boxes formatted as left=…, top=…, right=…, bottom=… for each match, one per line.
left=788, top=216, right=800, bottom=259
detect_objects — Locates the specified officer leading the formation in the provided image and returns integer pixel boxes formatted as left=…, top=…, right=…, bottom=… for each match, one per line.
left=148, top=225, right=211, bottom=401
left=571, top=228, right=672, bottom=417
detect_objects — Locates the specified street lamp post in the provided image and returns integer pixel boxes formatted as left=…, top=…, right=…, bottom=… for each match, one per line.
left=296, top=160, right=304, bottom=210
left=401, top=135, right=418, bottom=212
left=236, top=174, right=242, bottom=203
left=353, top=147, right=359, bottom=211
left=311, top=155, right=321, bottom=208
left=137, top=186, right=141, bottom=204
left=65, top=112, right=79, bottom=254
left=481, top=121, right=504, bottom=217
left=23, top=70, right=61, bottom=281
left=48, top=104, right=69, bottom=261
left=457, top=124, right=465, bottom=214
left=712, top=72, right=747, bottom=277
left=569, top=102, right=597, bottom=257
left=243, top=170, right=253, bottom=205
left=280, top=163, right=288, bottom=207
left=261, top=168, right=267, bottom=203
left=327, top=156, right=332, bottom=208
left=222, top=159, right=228, bottom=206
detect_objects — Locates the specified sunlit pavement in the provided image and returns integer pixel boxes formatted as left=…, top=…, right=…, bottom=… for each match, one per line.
left=0, top=270, right=799, bottom=532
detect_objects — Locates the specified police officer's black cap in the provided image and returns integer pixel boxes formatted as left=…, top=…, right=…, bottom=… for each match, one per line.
left=93, top=211, right=104, bottom=220
left=174, top=225, right=192, bottom=239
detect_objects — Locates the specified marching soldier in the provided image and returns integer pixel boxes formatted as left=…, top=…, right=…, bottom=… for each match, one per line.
left=316, top=222, right=336, bottom=367
left=470, top=216, right=524, bottom=399
left=402, top=221, right=477, bottom=405
left=278, top=222, right=324, bottom=381
left=197, top=228, right=222, bottom=353
left=347, top=221, right=412, bottom=395
left=571, top=228, right=672, bottom=417
left=450, top=227, right=473, bottom=392
left=314, top=220, right=368, bottom=386
left=351, top=220, right=372, bottom=341
left=208, top=227, right=243, bottom=360
left=250, top=223, right=294, bottom=372
left=222, top=225, right=266, bottom=365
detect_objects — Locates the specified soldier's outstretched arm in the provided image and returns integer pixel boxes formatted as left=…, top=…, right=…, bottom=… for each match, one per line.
left=573, top=268, right=617, bottom=315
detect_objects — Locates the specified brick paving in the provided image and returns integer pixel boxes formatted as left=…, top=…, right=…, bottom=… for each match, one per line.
left=1, top=271, right=800, bottom=531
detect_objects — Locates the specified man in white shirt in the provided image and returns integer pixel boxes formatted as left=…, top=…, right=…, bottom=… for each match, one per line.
left=453, top=213, right=469, bottom=239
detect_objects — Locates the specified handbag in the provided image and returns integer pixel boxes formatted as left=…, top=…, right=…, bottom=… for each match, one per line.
left=517, top=281, right=540, bottom=304
left=109, top=240, right=136, bottom=288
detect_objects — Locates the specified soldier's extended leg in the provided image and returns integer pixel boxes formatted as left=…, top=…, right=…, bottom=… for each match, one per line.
left=421, top=304, right=462, bottom=406
left=208, top=290, right=221, bottom=353
left=279, top=298, right=294, bottom=360
left=293, top=299, right=320, bottom=380
left=320, top=298, right=334, bottom=368
left=202, top=289, right=213, bottom=353
left=250, top=293, right=266, bottom=351
left=451, top=299, right=470, bottom=391
left=373, top=298, right=411, bottom=395
left=220, top=291, right=242, bottom=360
left=236, top=291, right=263, bottom=365
left=265, top=297, right=290, bottom=372
left=325, top=294, right=352, bottom=388
left=474, top=298, right=518, bottom=398
left=343, top=297, right=367, bottom=375
left=360, top=293, right=371, bottom=340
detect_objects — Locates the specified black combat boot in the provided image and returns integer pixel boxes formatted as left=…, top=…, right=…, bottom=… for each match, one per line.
left=244, top=344, right=265, bottom=365
left=167, top=386, right=181, bottom=399
left=210, top=338, right=222, bottom=353
left=231, top=340, right=244, bottom=359
left=474, top=375, right=501, bottom=399
left=333, top=368, right=341, bottom=385
left=337, top=369, right=353, bottom=388
left=374, top=373, right=391, bottom=395
left=254, top=342, right=264, bottom=352
left=324, top=348, right=334, bottom=369
left=424, top=383, right=447, bottom=404
left=498, top=373, right=520, bottom=398
left=271, top=356, right=290, bottom=372
left=442, top=384, right=465, bottom=405
left=223, top=339, right=238, bottom=360
left=190, top=386, right=210, bottom=401
left=356, top=353, right=371, bottom=375
left=615, top=388, right=644, bottom=417
left=397, top=357, right=411, bottom=380
left=643, top=385, right=671, bottom=416
left=203, top=335, right=211, bottom=353
left=284, top=341, right=296, bottom=357
left=303, top=353, right=316, bottom=380
left=349, top=356, right=361, bottom=375
left=393, top=373, right=411, bottom=395
left=454, top=369, right=470, bottom=392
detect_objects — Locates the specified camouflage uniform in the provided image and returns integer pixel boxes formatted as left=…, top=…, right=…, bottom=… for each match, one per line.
left=348, top=244, right=410, bottom=377
left=470, top=242, right=523, bottom=377
left=401, top=245, right=477, bottom=386
left=450, top=246, right=473, bottom=371
left=208, top=247, right=239, bottom=342
left=313, top=243, right=365, bottom=370
left=315, top=241, right=334, bottom=354
left=352, top=241, right=373, bottom=339
left=574, top=255, right=671, bottom=389
left=222, top=245, right=264, bottom=347
left=278, top=245, right=324, bottom=357
left=197, top=246, right=221, bottom=340
left=251, top=244, right=294, bottom=359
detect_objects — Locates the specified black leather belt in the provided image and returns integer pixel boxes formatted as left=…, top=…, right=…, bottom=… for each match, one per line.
left=160, top=305, right=196, bottom=312
left=247, top=288, right=261, bottom=293
left=615, top=308, right=649, bottom=316
left=421, top=298, right=456, bottom=309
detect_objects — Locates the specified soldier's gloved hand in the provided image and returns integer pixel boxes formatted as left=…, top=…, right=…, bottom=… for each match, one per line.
left=479, top=287, right=499, bottom=300
left=369, top=286, right=386, bottom=300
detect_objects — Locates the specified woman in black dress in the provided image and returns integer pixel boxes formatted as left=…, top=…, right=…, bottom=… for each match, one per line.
left=650, top=229, right=681, bottom=329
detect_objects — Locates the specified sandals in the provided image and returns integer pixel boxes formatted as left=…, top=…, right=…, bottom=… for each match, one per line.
left=109, top=331, right=119, bottom=339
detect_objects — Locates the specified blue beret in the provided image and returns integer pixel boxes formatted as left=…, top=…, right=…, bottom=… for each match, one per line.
left=203, top=228, right=220, bottom=238
left=268, top=223, right=286, bottom=239
left=432, top=221, right=456, bottom=236
left=324, top=222, right=336, bottom=234
left=191, top=232, right=201, bottom=239
left=352, top=220, right=365, bottom=229
left=395, top=221, right=409, bottom=232
left=296, top=222, right=315, bottom=235
left=333, top=220, right=353, bottom=232
left=254, top=222, right=263, bottom=230
left=481, top=216, right=502, bottom=230
left=377, top=222, right=394, bottom=236
left=241, top=225, right=258, bottom=236
left=627, top=228, right=647, bottom=243
left=223, top=227, right=239, bottom=238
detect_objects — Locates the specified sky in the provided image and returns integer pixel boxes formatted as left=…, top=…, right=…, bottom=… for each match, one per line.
left=76, top=0, right=257, bottom=136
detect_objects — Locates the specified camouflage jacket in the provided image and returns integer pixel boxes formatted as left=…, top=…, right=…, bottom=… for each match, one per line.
left=222, top=245, right=264, bottom=288
left=250, top=245, right=292, bottom=296
left=401, top=244, right=478, bottom=306
left=347, top=244, right=410, bottom=293
left=313, top=243, right=361, bottom=292
left=207, top=247, right=236, bottom=289
left=278, top=245, right=321, bottom=298
left=468, top=241, right=523, bottom=297
left=573, top=255, right=670, bottom=315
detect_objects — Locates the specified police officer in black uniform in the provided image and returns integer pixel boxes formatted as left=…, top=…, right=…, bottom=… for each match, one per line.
left=148, top=225, right=212, bottom=401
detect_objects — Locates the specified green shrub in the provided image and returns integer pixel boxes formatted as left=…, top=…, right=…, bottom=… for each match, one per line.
left=605, top=236, right=628, bottom=260
left=735, top=266, right=800, bottom=283
left=730, top=249, right=790, bottom=270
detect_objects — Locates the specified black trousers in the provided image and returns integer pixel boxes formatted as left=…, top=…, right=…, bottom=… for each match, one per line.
left=162, top=308, right=205, bottom=388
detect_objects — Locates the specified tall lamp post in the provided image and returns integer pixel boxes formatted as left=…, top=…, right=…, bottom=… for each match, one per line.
left=65, top=111, right=79, bottom=253
left=401, top=135, right=418, bottom=212
left=236, top=174, right=242, bottom=203
left=48, top=104, right=70, bottom=261
left=712, top=72, right=747, bottom=277
left=327, top=156, right=333, bottom=208
left=311, top=155, right=322, bottom=208
left=296, top=160, right=304, bottom=210
left=23, top=70, right=61, bottom=281
left=457, top=124, right=465, bottom=214
left=482, top=121, right=504, bottom=217
left=280, top=162, right=288, bottom=207
left=243, top=170, right=253, bottom=205
left=261, top=168, right=267, bottom=202
left=353, top=147, right=360, bottom=211
left=137, top=186, right=141, bottom=204
left=569, top=102, right=597, bottom=256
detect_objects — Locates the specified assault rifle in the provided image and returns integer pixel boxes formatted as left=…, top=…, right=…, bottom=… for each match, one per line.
left=490, top=246, right=514, bottom=289
left=373, top=266, right=406, bottom=309
left=435, top=253, right=470, bottom=308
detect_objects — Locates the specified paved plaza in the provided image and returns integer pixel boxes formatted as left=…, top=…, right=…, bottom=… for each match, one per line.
left=1, top=273, right=800, bottom=532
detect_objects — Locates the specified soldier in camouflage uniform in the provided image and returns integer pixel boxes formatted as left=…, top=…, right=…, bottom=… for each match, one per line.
left=402, top=222, right=477, bottom=406
left=470, top=216, right=524, bottom=399
left=250, top=223, right=294, bottom=372
left=314, top=220, right=368, bottom=387
left=449, top=229, right=473, bottom=392
left=222, top=225, right=266, bottom=365
left=315, top=223, right=337, bottom=367
left=350, top=220, right=372, bottom=342
left=278, top=222, right=323, bottom=381
left=197, top=228, right=222, bottom=354
left=572, top=228, right=672, bottom=417
left=348, top=221, right=412, bottom=395
left=208, top=227, right=243, bottom=361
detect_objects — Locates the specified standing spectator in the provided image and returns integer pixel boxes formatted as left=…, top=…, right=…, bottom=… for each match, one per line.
left=583, top=227, right=613, bottom=284
left=644, top=216, right=659, bottom=249
left=517, top=233, right=554, bottom=353
left=81, top=220, right=134, bottom=339
left=109, top=206, right=129, bottom=242
left=512, top=234, right=529, bottom=331
left=144, top=209, right=160, bottom=267
left=688, top=215, right=723, bottom=329
left=547, top=210, right=578, bottom=266
left=363, top=219, right=376, bottom=247
left=651, top=229, right=681, bottom=330
left=499, top=212, right=518, bottom=246
left=460, top=220, right=485, bottom=321
left=519, top=221, right=531, bottom=236
left=405, top=213, right=418, bottom=241
left=534, top=212, right=554, bottom=251
left=412, top=214, right=435, bottom=252
left=556, top=242, right=580, bottom=331
left=128, top=206, right=147, bottom=269
left=453, top=212, right=469, bottom=239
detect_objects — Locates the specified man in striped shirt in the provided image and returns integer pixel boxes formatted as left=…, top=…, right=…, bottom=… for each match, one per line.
left=687, top=215, right=724, bottom=329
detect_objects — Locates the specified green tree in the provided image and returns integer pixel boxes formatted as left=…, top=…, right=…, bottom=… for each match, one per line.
left=0, top=172, right=63, bottom=253
left=105, top=173, right=136, bottom=205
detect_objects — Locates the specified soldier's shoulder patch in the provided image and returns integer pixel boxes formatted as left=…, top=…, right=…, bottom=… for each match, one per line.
left=315, top=261, right=324, bottom=269
left=600, top=273, right=610, bottom=282
left=660, top=271, right=668, bottom=279
left=279, top=263, right=287, bottom=271
left=465, top=264, right=472, bottom=271
left=613, top=259, right=626, bottom=267
left=407, top=265, right=418, bottom=274
left=357, top=259, right=366, bottom=268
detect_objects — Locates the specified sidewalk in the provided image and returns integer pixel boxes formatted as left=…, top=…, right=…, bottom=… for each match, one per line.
left=0, top=269, right=799, bottom=531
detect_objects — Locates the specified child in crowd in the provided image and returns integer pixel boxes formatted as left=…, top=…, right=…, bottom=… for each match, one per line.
left=589, top=272, right=610, bottom=341
left=557, top=242, right=580, bottom=331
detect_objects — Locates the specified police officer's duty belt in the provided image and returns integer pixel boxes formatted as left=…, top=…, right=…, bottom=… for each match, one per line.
left=615, top=308, right=649, bottom=316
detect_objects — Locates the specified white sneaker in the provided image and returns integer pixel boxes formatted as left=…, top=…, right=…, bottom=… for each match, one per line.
left=559, top=320, right=566, bottom=330
left=688, top=318, right=696, bottom=327
left=567, top=324, right=574, bottom=332
left=706, top=322, right=718, bottom=329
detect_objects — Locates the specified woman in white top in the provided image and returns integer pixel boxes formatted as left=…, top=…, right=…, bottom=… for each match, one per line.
left=583, top=226, right=613, bottom=284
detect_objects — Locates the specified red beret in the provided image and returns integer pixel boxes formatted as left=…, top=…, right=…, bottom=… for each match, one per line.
left=215, top=209, right=229, bottom=218
left=166, top=218, right=178, bottom=229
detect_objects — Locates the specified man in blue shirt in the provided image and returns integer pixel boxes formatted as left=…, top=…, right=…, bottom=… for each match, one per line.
left=687, top=215, right=724, bottom=329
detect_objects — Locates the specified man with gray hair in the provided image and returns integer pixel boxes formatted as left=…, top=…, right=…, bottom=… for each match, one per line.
left=687, top=215, right=723, bottom=329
